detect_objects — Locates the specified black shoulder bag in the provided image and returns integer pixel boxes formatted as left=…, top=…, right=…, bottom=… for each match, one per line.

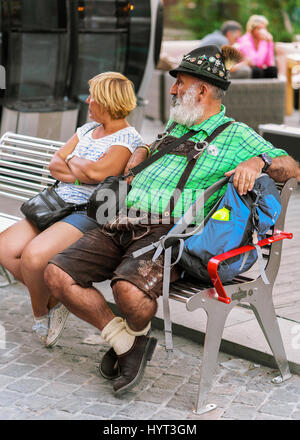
left=20, top=181, right=87, bottom=231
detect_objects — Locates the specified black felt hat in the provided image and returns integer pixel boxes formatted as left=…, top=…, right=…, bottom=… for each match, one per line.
left=169, top=45, right=240, bottom=91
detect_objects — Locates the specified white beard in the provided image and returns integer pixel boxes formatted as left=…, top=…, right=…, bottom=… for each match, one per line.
left=169, top=84, right=205, bottom=127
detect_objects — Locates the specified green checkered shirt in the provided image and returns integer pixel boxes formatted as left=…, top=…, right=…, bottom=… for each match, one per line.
left=126, top=105, right=287, bottom=222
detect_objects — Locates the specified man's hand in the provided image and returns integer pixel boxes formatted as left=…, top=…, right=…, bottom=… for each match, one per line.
left=124, top=148, right=148, bottom=184
left=225, top=156, right=264, bottom=195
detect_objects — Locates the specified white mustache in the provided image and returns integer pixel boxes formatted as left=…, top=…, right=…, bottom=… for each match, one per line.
left=171, top=95, right=179, bottom=107
left=169, top=85, right=204, bottom=127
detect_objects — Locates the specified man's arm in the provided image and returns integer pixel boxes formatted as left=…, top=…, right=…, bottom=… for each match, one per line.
left=267, top=155, right=300, bottom=182
left=225, top=155, right=300, bottom=195
left=124, top=147, right=148, bottom=184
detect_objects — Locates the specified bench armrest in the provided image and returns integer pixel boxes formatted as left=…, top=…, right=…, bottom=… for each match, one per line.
left=207, top=230, right=293, bottom=304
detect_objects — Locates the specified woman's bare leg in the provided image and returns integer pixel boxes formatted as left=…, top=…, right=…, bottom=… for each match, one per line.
left=0, top=219, right=40, bottom=283
left=20, top=221, right=84, bottom=317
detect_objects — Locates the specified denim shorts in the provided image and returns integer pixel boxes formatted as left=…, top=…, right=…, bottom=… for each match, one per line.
left=60, top=211, right=98, bottom=233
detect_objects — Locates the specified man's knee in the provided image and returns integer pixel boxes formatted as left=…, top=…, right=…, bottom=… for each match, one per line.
left=113, top=280, right=141, bottom=303
left=112, top=280, right=155, bottom=314
left=44, top=264, right=72, bottom=300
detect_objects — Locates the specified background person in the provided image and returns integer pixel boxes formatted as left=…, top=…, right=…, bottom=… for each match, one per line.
left=200, top=20, right=243, bottom=48
left=236, top=15, right=278, bottom=78
left=200, top=20, right=251, bottom=79
left=0, top=71, right=142, bottom=346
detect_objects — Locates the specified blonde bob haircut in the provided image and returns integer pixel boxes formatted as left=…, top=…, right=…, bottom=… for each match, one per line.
left=88, top=72, right=136, bottom=120
left=246, top=15, right=269, bottom=33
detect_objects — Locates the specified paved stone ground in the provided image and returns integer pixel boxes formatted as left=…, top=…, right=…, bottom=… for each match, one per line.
left=0, top=281, right=300, bottom=421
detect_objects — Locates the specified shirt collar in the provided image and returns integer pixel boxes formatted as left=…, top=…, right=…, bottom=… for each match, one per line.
left=188, top=105, right=230, bottom=135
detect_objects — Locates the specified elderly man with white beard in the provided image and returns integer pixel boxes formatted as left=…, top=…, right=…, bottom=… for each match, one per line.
left=44, top=45, right=300, bottom=396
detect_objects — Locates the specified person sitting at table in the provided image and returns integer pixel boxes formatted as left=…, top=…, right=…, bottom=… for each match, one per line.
left=236, top=15, right=278, bottom=79
left=200, top=20, right=251, bottom=79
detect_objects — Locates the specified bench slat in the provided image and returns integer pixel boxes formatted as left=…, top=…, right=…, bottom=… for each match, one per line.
left=0, top=160, right=53, bottom=177
left=0, top=132, right=62, bottom=221
left=1, top=168, right=54, bottom=185
left=1, top=132, right=64, bottom=148
left=169, top=292, right=189, bottom=303
left=1, top=153, right=51, bottom=167
left=0, top=191, right=28, bottom=202
left=0, top=213, right=20, bottom=233
left=0, top=145, right=54, bottom=159
left=0, top=176, right=49, bottom=191
left=1, top=139, right=60, bottom=152
left=0, top=184, right=37, bottom=198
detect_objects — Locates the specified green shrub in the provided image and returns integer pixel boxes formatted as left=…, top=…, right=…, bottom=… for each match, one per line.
left=164, top=0, right=299, bottom=43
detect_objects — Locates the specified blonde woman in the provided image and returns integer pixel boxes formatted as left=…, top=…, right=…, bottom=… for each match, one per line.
left=0, top=72, right=143, bottom=346
left=236, top=15, right=277, bottom=78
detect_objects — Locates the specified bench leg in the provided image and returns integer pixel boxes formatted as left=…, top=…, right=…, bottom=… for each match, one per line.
left=0, top=265, right=16, bottom=287
left=194, top=307, right=229, bottom=415
left=250, top=293, right=292, bottom=383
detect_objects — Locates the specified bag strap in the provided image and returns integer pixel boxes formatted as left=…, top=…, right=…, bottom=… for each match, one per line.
left=157, top=177, right=229, bottom=352
left=127, top=123, right=197, bottom=177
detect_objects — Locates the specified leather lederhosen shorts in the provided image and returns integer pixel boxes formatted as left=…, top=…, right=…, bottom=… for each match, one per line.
left=49, top=214, right=180, bottom=300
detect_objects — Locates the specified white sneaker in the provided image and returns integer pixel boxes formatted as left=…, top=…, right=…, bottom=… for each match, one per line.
left=32, top=315, right=49, bottom=344
left=46, top=303, right=69, bottom=348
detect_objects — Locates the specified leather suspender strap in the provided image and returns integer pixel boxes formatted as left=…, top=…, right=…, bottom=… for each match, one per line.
left=175, top=121, right=234, bottom=194
left=128, top=123, right=197, bottom=177
left=166, top=121, right=233, bottom=217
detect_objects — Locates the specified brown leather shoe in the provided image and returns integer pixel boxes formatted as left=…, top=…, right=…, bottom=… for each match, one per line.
left=113, top=335, right=157, bottom=394
left=99, top=347, right=120, bottom=380
left=99, top=329, right=153, bottom=381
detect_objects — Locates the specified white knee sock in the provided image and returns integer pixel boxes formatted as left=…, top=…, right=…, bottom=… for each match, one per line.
left=124, top=320, right=151, bottom=337
left=101, top=317, right=134, bottom=355
left=101, top=317, right=151, bottom=356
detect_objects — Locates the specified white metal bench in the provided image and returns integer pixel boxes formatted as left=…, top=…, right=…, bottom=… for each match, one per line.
left=0, top=132, right=63, bottom=286
left=159, top=177, right=297, bottom=414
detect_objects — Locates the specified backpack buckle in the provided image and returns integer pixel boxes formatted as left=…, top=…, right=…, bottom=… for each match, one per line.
left=252, top=230, right=258, bottom=244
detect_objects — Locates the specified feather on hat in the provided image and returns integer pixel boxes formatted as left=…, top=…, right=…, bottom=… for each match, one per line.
left=221, top=45, right=244, bottom=70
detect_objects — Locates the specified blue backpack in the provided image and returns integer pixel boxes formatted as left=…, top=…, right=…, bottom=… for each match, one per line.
left=179, top=174, right=281, bottom=283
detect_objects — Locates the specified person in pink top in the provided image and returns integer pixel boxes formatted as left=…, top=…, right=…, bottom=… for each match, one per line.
left=236, top=15, right=278, bottom=79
